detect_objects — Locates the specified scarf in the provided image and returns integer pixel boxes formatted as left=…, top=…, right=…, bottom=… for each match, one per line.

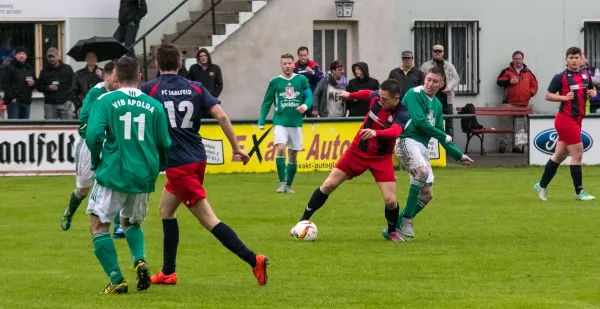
left=327, top=71, right=349, bottom=89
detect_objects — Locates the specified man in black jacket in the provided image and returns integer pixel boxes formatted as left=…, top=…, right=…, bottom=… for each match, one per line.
left=345, top=62, right=379, bottom=117
left=114, top=0, right=148, bottom=56
left=188, top=48, right=223, bottom=97
left=38, top=47, right=75, bottom=119
left=388, top=50, right=425, bottom=99
left=72, top=51, right=103, bottom=116
left=2, top=46, right=36, bottom=119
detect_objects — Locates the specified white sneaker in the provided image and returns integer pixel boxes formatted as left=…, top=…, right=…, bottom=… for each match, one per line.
left=575, top=190, right=595, bottom=201
left=276, top=182, right=286, bottom=193
left=399, top=217, right=414, bottom=239
left=285, top=185, right=295, bottom=194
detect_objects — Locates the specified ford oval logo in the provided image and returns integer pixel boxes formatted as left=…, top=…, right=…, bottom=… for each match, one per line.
left=533, top=128, right=593, bottom=155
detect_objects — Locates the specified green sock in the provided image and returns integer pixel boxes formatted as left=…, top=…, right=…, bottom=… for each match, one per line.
left=125, top=225, right=146, bottom=266
left=276, top=156, right=286, bottom=183
left=401, top=180, right=425, bottom=219
left=413, top=200, right=427, bottom=218
left=92, top=232, right=123, bottom=284
left=286, top=161, right=297, bottom=186
left=68, top=190, right=85, bottom=215
left=113, top=213, right=121, bottom=227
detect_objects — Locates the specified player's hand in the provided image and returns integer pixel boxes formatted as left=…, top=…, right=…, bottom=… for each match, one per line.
left=445, top=135, right=453, bottom=143
left=588, top=89, right=597, bottom=99
left=359, top=129, right=377, bottom=140
left=565, top=91, right=574, bottom=101
left=460, top=155, right=474, bottom=166
left=339, top=91, right=351, bottom=99
left=233, top=148, right=250, bottom=164
left=297, top=104, right=308, bottom=113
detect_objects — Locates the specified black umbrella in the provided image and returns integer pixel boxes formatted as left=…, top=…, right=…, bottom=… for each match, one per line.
left=67, top=36, right=129, bottom=62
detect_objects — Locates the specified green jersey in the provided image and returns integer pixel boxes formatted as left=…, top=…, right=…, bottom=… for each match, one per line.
left=400, top=86, right=463, bottom=161
left=86, top=88, right=172, bottom=193
left=78, top=82, right=108, bottom=138
left=258, top=74, right=312, bottom=128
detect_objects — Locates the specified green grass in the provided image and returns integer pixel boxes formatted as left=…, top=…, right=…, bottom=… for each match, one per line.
left=2, top=167, right=600, bottom=308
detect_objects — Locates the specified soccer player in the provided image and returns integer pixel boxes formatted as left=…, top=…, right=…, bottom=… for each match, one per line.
left=289, top=79, right=409, bottom=242
left=258, top=54, right=312, bottom=193
left=383, top=67, right=473, bottom=240
left=534, top=47, right=597, bottom=201
left=140, top=44, right=269, bottom=286
left=86, top=56, right=171, bottom=294
left=60, top=61, right=125, bottom=238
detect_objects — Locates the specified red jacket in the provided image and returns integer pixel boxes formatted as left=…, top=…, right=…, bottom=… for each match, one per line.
left=496, top=63, right=539, bottom=106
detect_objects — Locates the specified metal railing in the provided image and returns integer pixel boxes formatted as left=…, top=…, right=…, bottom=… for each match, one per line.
left=128, top=0, right=224, bottom=81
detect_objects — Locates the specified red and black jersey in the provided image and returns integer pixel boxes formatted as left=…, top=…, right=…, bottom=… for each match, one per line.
left=548, top=69, right=594, bottom=121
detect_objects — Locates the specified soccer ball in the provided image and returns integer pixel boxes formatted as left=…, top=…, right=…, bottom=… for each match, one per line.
left=291, top=220, right=318, bottom=241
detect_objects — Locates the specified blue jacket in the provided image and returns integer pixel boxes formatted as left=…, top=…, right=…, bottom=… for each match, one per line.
left=294, top=59, right=323, bottom=92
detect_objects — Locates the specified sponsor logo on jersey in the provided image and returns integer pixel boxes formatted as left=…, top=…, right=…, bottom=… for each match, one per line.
left=533, top=128, right=593, bottom=155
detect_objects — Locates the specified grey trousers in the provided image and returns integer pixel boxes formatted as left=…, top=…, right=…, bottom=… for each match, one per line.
left=44, top=102, right=74, bottom=119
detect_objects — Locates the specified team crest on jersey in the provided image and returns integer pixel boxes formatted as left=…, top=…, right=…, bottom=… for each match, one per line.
left=281, top=83, right=299, bottom=100
left=583, top=74, right=588, bottom=79
left=428, top=110, right=436, bottom=126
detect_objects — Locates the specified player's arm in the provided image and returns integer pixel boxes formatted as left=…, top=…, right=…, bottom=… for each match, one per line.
left=545, top=74, right=571, bottom=102
left=297, top=77, right=313, bottom=113
left=375, top=106, right=407, bottom=139
left=85, top=97, right=109, bottom=170
left=211, top=105, right=249, bottom=162
left=258, top=80, right=275, bottom=128
left=587, top=75, right=597, bottom=99
left=434, top=107, right=464, bottom=161
left=155, top=106, right=172, bottom=172
left=405, top=90, right=449, bottom=143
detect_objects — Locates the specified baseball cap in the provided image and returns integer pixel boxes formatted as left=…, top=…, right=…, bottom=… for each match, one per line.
left=432, top=45, right=444, bottom=51
left=401, top=50, right=413, bottom=58
left=46, top=47, right=59, bottom=56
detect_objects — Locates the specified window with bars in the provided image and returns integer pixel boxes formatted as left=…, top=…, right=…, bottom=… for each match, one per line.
left=584, top=22, right=600, bottom=69
left=313, top=26, right=351, bottom=77
left=413, top=21, right=480, bottom=95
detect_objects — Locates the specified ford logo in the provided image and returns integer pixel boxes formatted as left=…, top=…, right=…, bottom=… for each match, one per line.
left=533, top=129, right=593, bottom=155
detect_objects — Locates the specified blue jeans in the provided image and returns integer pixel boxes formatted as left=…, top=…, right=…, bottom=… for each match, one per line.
left=7, top=102, right=31, bottom=119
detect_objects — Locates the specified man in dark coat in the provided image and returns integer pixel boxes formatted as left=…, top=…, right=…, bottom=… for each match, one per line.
left=345, top=62, right=379, bottom=117
left=3, top=46, right=37, bottom=119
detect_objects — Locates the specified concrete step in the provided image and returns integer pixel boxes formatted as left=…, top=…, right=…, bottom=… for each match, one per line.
left=204, top=0, right=253, bottom=12
left=162, top=32, right=213, bottom=46
left=176, top=21, right=227, bottom=35
left=150, top=44, right=203, bottom=59
left=189, top=10, right=240, bottom=23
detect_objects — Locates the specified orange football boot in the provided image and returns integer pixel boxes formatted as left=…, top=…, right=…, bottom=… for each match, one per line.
left=252, top=255, right=269, bottom=286
left=150, top=271, right=178, bottom=285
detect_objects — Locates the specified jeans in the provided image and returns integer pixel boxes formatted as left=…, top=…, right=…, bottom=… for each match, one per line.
left=7, top=101, right=31, bottom=119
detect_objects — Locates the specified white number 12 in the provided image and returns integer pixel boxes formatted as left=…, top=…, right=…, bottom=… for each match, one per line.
left=119, top=112, right=146, bottom=141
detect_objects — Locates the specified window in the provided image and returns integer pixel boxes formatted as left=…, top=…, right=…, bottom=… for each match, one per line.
left=413, top=21, right=480, bottom=95
left=313, top=22, right=355, bottom=77
left=583, top=22, right=600, bottom=69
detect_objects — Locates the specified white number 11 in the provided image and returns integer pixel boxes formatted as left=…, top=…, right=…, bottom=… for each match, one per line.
left=119, top=112, right=146, bottom=141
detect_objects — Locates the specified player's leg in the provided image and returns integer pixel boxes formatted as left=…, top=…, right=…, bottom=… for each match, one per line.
left=151, top=187, right=181, bottom=285
left=376, top=181, right=404, bottom=242
left=112, top=213, right=125, bottom=239
left=534, top=118, right=571, bottom=200
left=86, top=183, right=128, bottom=294
left=284, top=127, right=303, bottom=193
left=274, top=125, right=288, bottom=192
left=566, top=139, right=594, bottom=200
left=120, top=193, right=151, bottom=291
left=61, top=140, right=93, bottom=231
left=297, top=167, right=348, bottom=223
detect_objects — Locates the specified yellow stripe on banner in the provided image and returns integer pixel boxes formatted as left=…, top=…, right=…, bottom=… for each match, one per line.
left=200, top=121, right=446, bottom=174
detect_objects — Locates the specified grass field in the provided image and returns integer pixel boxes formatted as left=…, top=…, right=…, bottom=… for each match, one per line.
left=2, top=166, right=600, bottom=308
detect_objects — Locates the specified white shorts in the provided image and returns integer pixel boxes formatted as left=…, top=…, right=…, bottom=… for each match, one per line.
left=86, top=182, right=150, bottom=225
left=395, top=137, right=434, bottom=184
left=76, top=139, right=95, bottom=189
left=273, top=125, right=302, bottom=151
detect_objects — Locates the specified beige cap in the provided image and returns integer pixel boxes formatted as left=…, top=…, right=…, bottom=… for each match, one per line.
left=432, top=45, right=444, bottom=51
left=401, top=50, right=413, bottom=57
left=46, top=47, right=59, bottom=56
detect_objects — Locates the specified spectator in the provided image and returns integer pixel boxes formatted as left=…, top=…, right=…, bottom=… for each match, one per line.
left=72, top=51, right=103, bottom=117
left=582, top=53, right=600, bottom=113
left=496, top=51, right=539, bottom=153
left=388, top=50, right=424, bottom=99
left=294, top=46, right=324, bottom=117
left=38, top=47, right=75, bottom=119
left=2, top=46, right=36, bottom=119
left=420, top=45, right=460, bottom=137
left=114, top=0, right=148, bottom=56
left=345, top=62, right=379, bottom=117
left=156, top=50, right=188, bottom=78
left=313, top=60, right=348, bottom=117
left=188, top=48, right=222, bottom=97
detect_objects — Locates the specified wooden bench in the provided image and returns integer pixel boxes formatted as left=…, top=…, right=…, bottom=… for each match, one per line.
left=456, top=106, right=533, bottom=155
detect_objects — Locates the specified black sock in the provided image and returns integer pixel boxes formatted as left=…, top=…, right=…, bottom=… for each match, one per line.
left=162, top=219, right=179, bottom=275
left=385, top=205, right=400, bottom=233
left=540, top=159, right=560, bottom=188
left=570, top=165, right=583, bottom=194
left=300, top=188, right=329, bottom=221
left=211, top=222, right=257, bottom=268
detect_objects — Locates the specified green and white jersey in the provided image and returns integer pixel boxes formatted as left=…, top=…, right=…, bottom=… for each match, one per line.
left=258, top=74, right=313, bottom=128
left=78, top=82, right=108, bottom=138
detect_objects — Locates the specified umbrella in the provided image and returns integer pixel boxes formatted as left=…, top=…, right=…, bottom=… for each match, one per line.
left=67, top=36, right=129, bottom=62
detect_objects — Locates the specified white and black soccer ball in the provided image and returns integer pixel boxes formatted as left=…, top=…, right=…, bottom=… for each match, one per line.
left=291, top=220, right=318, bottom=241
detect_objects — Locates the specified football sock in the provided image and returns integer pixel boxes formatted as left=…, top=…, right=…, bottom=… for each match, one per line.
left=413, top=199, right=428, bottom=218
left=301, top=188, right=329, bottom=221
left=385, top=204, right=400, bottom=233
left=276, top=156, right=286, bottom=183
left=125, top=225, right=146, bottom=266
left=401, top=180, right=425, bottom=219
left=539, top=159, right=560, bottom=188
left=67, top=189, right=85, bottom=215
left=211, top=222, right=257, bottom=268
left=162, top=219, right=179, bottom=275
left=570, top=165, right=583, bottom=194
left=92, top=232, right=123, bottom=284
left=113, top=213, right=121, bottom=227
left=286, top=161, right=298, bottom=186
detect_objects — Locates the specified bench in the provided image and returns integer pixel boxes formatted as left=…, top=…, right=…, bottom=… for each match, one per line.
left=456, top=106, right=533, bottom=155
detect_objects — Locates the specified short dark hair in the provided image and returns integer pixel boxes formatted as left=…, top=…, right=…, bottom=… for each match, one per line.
left=380, top=79, right=402, bottom=96
left=427, top=66, right=445, bottom=78
left=297, top=46, right=309, bottom=55
left=330, top=60, right=344, bottom=71
left=103, top=61, right=116, bottom=74
left=512, top=50, right=524, bottom=58
left=566, top=47, right=582, bottom=57
left=157, top=43, right=181, bottom=72
left=116, top=56, right=139, bottom=83
left=281, top=53, right=294, bottom=61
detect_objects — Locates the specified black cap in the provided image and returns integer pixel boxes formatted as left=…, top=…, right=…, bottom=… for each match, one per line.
left=14, top=46, right=27, bottom=55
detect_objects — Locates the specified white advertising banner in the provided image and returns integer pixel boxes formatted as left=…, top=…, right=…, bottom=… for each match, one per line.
left=0, top=0, right=119, bottom=19
left=0, top=126, right=79, bottom=176
left=529, top=117, right=599, bottom=165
